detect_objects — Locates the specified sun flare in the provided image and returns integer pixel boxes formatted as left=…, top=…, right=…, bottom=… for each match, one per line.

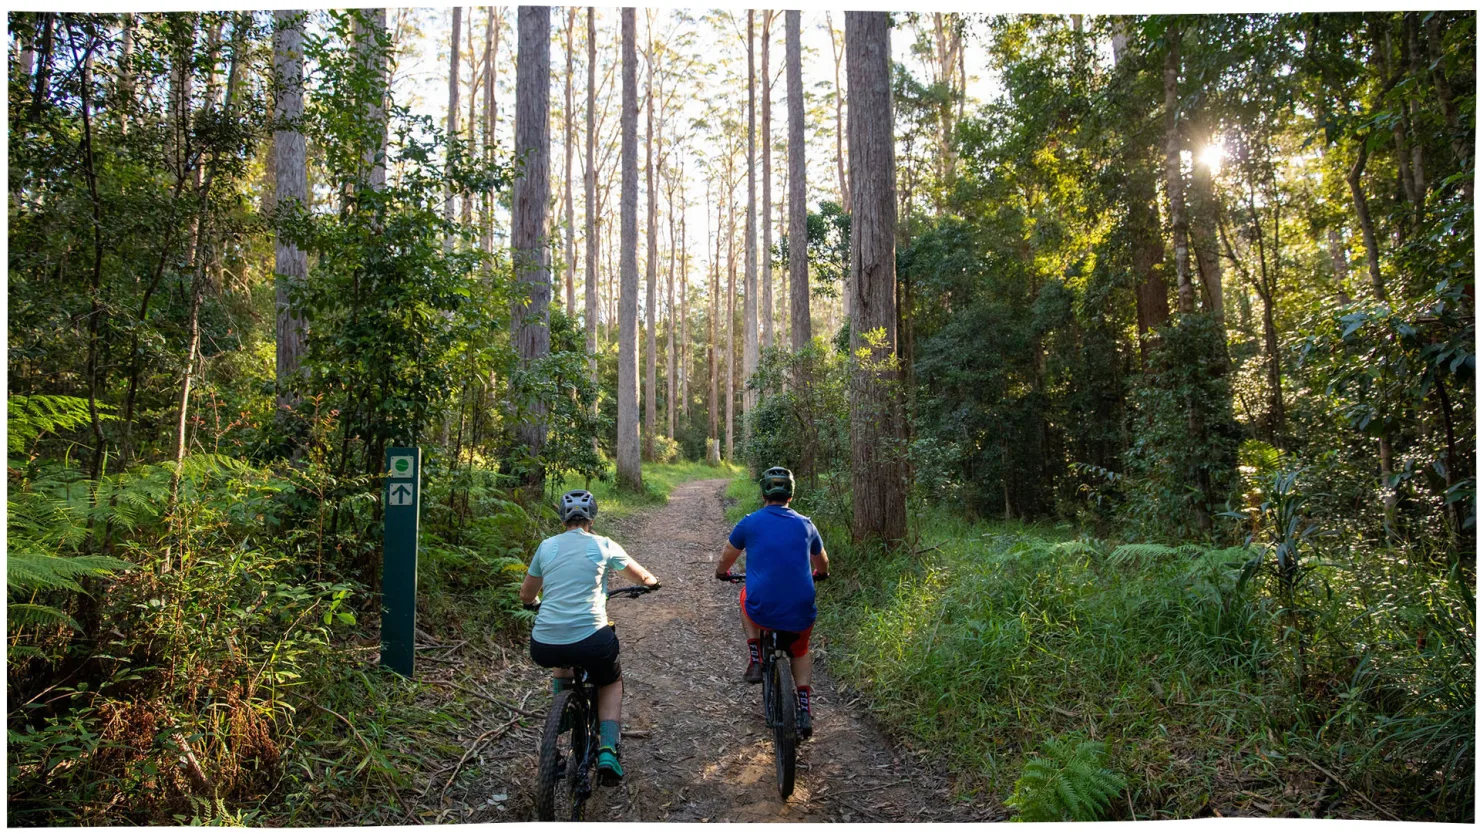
left=1199, top=141, right=1227, bottom=173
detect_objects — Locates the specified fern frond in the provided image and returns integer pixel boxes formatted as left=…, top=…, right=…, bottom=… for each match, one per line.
left=8, top=395, right=114, bottom=454
left=1108, top=543, right=1181, bottom=567
left=7, top=551, right=133, bottom=594
left=8, top=602, right=82, bottom=631
left=1007, top=735, right=1125, bottom=822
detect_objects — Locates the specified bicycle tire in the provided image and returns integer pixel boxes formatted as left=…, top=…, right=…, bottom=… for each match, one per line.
left=770, top=652, right=798, bottom=799
left=534, top=689, right=587, bottom=821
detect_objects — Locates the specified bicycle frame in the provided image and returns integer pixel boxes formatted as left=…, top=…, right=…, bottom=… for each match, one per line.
left=530, top=583, right=657, bottom=821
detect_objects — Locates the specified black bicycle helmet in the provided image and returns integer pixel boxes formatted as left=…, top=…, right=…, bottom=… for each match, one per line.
left=559, top=489, right=598, bottom=523
left=760, top=467, right=794, bottom=501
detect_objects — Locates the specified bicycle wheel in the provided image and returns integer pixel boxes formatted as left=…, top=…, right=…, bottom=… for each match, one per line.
left=534, top=689, right=588, bottom=821
left=769, top=652, right=798, bottom=799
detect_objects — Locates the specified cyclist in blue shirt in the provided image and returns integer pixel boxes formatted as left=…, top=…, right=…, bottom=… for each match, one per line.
left=520, top=489, right=659, bottom=782
left=714, top=467, right=830, bottom=737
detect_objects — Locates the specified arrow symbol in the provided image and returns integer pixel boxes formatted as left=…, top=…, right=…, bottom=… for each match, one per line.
left=389, top=483, right=414, bottom=506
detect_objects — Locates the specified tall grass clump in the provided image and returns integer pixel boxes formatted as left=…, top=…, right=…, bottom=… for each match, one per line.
left=811, top=484, right=1474, bottom=820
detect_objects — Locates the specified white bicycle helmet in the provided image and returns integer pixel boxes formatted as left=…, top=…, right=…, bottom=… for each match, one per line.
left=559, top=489, right=598, bottom=522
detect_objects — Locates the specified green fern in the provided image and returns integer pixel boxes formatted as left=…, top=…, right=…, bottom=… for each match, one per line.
left=8, top=394, right=113, bottom=454
left=1108, top=542, right=1201, bottom=567
left=1006, top=736, right=1126, bottom=822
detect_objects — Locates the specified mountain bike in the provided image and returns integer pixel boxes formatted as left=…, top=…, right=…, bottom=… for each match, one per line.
left=527, top=583, right=658, bottom=821
left=718, top=572, right=826, bottom=800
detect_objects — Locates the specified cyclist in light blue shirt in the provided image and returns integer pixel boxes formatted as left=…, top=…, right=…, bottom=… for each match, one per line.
left=519, top=490, right=658, bottom=782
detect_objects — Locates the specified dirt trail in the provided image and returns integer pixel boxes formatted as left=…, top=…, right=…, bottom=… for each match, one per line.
left=417, top=479, right=1000, bottom=822
left=553, top=479, right=993, bottom=822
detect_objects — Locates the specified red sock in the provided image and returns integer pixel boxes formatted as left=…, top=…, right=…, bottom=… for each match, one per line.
left=796, top=685, right=811, bottom=713
left=746, top=639, right=760, bottom=664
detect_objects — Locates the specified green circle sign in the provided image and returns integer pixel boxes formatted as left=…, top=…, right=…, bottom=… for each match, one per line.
left=394, top=459, right=409, bottom=473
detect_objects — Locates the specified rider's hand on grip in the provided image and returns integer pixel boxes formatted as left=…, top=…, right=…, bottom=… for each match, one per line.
left=812, top=571, right=829, bottom=582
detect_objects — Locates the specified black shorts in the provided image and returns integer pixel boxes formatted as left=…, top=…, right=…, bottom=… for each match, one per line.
left=530, top=625, right=622, bottom=687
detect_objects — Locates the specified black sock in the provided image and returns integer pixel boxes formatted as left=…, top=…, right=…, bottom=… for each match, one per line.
left=796, top=685, right=811, bottom=713
left=747, top=639, right=760, bottom=664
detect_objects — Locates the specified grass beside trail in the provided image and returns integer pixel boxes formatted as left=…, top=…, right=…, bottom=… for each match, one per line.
left=553, top=460, right=745, bottom=521
left=720, top=470, right=1469, bottom=821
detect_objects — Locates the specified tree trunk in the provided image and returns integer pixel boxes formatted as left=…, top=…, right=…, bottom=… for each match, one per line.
left=708, top=181, right=720, bottom=458
left=1111, top=21, right=1168, bottom=362
left=565, top=7, right=577, bottom=318
left=463, top=9, right=476, bottom=228
left=1188, top=121, right=1224, bottom=330
left=644, top=22, right=658, bottom=461
left=1259, top=285, right=1284, bottom=443
left=117, top=14, right=134, bottom=135
left=666, top=162, right=677, bottom=439
left=274, top=10, right=308, bottom=409
left=480, top=10, right=494, bottom=256
left=680, top=199, right=690, bottom=423
left=513, top=5, right=552, bottom=486
left=845, top=11, right=906, bottom=546
left=585, top=8, right=598, bottom=394
left=761, top=11, right=775, bottom=351
left=355, top=10, right=387, bottom=194
left=827, top=13, right=851, bottom=216
left=1163, top=25, right=1194, bottom=316
left=617, top=8, right=642, bottom=489
left=1346, top=139, right=1386, bottom=301
left=787, top=9, right=810, bottom=350
left=1329, top=226, right=1352, bottom=304
left=726, top=158, right=737, bottom=461
left=743, top=10, right=760, bottom=421
left=445, top=6, right=461, bottom=245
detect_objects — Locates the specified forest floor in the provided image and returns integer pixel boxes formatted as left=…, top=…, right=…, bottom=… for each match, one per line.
left=399, top=478, right=999, bottom=823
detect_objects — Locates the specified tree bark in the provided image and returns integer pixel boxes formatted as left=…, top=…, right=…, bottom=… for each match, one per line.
left=845, top=11, right=906, bottom=546
left=708, top=180, right=720, bottom=459
left=445, top=6, right=462, bottom=243
left=644, top=20, right=658, bottom=460
left=725, top=156, right=737, bottom=460
left=585, top=8, right=599, bottom=394
left=666, top=160, right=677, bottom=439
left=679, top=196, right=690, bottom=423
left=617, top=8, right=642, bottom=488
left=743, top=10, right=760, bottom=420
left=787, top=10, right=810, bottom=350
left=565, top=7, right=577, bottom=318
left=1346, top=139, right=1386, bottom=301
left=1329, top=226, right=1352, bottom=304
left=1111, top=21, right=1168, bottom=361
left=481, top=9, right=495, bottom=257
left=513, top=5, right=552, bottom=485
left=274, top=10, right=308, bottom=409
left=826, top=13, right=851, bottom=216
left=1188, top=121, right=1225, bottom=330
left=761, top=11, right=775, bottom=351
left=1163, top=24, right=1194, bottom=316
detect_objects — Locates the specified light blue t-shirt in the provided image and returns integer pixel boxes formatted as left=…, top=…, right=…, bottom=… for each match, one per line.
left=527, top=529, right=634, bottom=645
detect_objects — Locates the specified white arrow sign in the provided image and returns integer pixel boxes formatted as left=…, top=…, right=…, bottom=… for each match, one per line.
left=389, top=483, right=414, bottom=506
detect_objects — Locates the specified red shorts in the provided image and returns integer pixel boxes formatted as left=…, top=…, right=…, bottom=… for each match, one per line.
left=739, top=586, right=812, bottom=657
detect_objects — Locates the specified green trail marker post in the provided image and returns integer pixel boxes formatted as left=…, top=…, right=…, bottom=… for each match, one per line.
left=381, top=447, right=421, bottom=677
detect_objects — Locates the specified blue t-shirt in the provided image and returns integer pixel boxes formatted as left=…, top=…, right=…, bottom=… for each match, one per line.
left=728, top=504, right=824, bottom=632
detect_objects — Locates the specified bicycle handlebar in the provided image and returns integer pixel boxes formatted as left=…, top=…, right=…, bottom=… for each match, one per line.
left=524, top=582, right=659, bottom=613
left=716, top=572, right=827, bottom=583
